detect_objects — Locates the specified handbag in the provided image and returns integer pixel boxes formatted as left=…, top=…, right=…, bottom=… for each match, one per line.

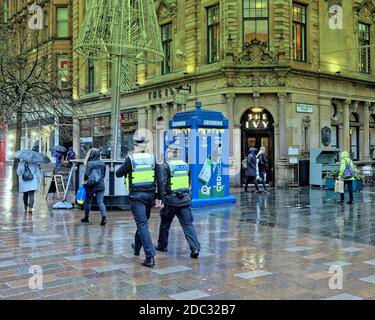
left=334, top=179, right=344, bottom=193
left=85, top=168, right=101, bottom=188
left=22, top=162, right=34, bottom=181
left=76, top=183, right=87, bottom=205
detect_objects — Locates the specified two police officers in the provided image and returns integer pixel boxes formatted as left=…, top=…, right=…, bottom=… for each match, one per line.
left=155, top=144, right=200, bottom=258
left=116, top=136, right=157, bottom=267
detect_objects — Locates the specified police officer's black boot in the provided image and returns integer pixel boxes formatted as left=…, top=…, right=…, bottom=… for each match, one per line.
left=141, top=256, right=155, bottom=268
left=81, top=216, right=89, bottom=223
left=155, top=244, right=168, bottom=252
left=131, top=242, right=140, bottom=256
left=190, top=250, right=199, bottom=259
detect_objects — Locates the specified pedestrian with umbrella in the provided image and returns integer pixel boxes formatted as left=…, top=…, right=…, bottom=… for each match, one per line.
left=53, top=146, right=67, bottom=173
left=15, top=150, right=51, bottom=214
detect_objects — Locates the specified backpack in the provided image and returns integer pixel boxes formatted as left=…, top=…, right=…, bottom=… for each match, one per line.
left=242, top=158, right=247, bottom=169
left=343, top=160, right=354, bottom=179
left=22, top=162, right=34, bottom=181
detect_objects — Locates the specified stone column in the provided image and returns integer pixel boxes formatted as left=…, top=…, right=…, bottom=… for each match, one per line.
left=163, top=103, right=170, bottom=130
left=278, top=93, right=288, bottom=160
left=226, top=93, right=235, bottom=156
left=73, top=117, right=81, bottom=159
left=363, top=101, right=371, bottom=161
left=146, top=106, right=153, bottom=135
left=342, top=99, right=350, bottom=153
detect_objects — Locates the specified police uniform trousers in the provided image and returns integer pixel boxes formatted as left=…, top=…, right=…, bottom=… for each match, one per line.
left=130, top=192, right=156, bottom=258
left=158, top=204, right=200, bottom=252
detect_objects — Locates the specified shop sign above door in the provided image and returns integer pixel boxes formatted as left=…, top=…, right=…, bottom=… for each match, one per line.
left=296, top=103, right=314, bottom=113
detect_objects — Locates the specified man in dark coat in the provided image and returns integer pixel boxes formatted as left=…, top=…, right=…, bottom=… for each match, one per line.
left=81, top=149, right=107, bottom=226
left=244, top=147, right=260, bottom=192
left=116, top=136, right=157, bottom=268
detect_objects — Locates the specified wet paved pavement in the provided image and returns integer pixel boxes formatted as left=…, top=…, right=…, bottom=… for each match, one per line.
left=1, top=166, right=375, bottom=300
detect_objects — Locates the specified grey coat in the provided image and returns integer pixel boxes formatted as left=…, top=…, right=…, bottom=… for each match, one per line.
left=17, top=161, right=41, bottom=193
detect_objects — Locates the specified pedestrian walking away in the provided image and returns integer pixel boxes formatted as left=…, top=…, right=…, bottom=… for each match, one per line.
left=256, top=147, right=269, bottom=191
left=155, top=144, right=200, bottom=259
left=244, top=147, right=260, bottom=193
left=338, top=150, right=356, bottom=205
left=81, top=148, right=107, bottom=226
left=116, top=136, right=157, bottom=268
left=17, top=160, right=42, bottom=214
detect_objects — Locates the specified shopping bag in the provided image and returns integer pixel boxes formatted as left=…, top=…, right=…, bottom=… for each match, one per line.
left=334, top=180, right=344, bottom=193
left=76, top=184, right=87, bottom=205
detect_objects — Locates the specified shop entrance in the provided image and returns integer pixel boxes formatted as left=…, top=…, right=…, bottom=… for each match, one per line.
left=241, top=107, right=275, bottom=185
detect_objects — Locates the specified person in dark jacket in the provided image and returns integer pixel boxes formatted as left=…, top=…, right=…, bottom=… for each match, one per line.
left=155, top=144, right=200, bottom=258
left=116, top=136, right=157, bottom=268
left=256, top=147, right=268, bottom=191
left=244, top=147, right=260, bottom=192
left=81, top=148, right=107, bottom=226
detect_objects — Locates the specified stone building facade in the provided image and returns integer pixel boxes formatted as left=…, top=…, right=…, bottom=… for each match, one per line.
left=72, top=0, right=375, bottom=186
left=0, top=0, right=73, bottom=159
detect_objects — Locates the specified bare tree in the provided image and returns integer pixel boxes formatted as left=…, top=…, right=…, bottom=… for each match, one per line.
left=0, top=23, right=83, bottom=190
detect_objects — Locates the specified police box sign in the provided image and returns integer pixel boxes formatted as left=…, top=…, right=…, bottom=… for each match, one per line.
left=171, top=121, right=186, bottom=128
left=203, top=120, right=223, bottom=126
left=296, top=103, right=314, bottom=113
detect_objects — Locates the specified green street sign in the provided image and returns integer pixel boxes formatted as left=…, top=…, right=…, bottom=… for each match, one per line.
left=296, top=103, right=314, bottom=113
left=173, top=92, right=188, bottom=105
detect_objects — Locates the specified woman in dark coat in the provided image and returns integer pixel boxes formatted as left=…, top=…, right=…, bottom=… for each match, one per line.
left=244, top=147, right=260, bottom=192
left=81, top=149, right=107, bottom=226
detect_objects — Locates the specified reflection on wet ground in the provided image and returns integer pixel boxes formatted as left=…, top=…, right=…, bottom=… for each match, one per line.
left=1, top=165, right=375, bottom=300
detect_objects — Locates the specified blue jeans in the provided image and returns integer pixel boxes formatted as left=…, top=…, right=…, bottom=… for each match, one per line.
left=157, top=205, right=200, bottom=252
left=258, top=170, right=267, bottom=190
left=130, top=192, right=156, bottom=258
left=84, top=190, right=106, bottom=218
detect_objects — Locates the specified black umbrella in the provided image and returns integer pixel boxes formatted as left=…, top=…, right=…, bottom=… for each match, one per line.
left=53, top=146, right=67, bottom=153
left=15, top=150, right=51, bottom=164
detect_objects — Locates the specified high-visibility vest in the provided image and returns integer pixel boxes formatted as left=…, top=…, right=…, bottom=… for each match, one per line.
left=126, top=153, right=155, bottom=189
left=167, top=160, right=189, bottom=192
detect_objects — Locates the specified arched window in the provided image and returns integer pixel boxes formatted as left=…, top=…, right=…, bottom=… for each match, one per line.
left=370, top=115, right=375, bottom=160
left=350, top=113, right=360, bottom=160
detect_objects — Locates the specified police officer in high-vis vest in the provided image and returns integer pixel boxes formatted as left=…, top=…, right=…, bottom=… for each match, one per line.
left=116, top=136, right=157, bottom=267
left=155, top=144, right=200, bottom=258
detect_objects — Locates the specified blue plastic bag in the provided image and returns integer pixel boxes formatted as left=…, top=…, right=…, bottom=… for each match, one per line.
left=76, top=184, right=86, bottom=205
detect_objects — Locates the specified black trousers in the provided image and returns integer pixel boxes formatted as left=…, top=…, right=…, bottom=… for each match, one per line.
left=340, top=180, right=354, bottom=202
left=244, top=176, right=259, bottom=191
left=23, top=191, right=35, bottom=209
left=157, top=205, right=200, bottom=252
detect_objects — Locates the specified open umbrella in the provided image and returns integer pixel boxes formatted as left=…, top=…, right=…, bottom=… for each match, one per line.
left=53, top=146, right=67, bottom=153
left=15, top=150, right=51, bottom=164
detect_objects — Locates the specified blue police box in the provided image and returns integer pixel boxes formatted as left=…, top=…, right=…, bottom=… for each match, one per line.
left=165, top=102, right=236, bottom=207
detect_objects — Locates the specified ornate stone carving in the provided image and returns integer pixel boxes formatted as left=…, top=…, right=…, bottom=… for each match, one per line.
left=234, top=38, right=278, bottom=66
left=321, top=126, right=332, bottom=147
left=197, top=78, right=227, bottom=92
left=353, top=0, right=375, bottom=30
left=156, top=0, right=177, bottom=20
left=235, top=74, right=278, bottom=87
left=286, top=76, right=317, bottom=90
